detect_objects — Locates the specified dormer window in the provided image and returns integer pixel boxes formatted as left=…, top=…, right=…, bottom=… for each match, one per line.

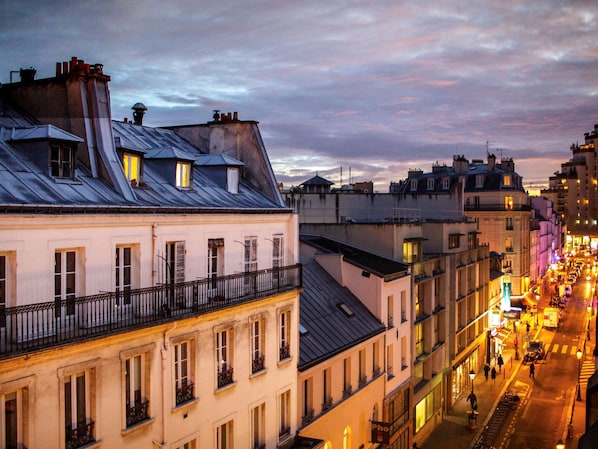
left=442, top=177, right=450, bottom=190
left=475, top=174, right=484, bottom=188
left=427, top=178, right=434, bottom=190
left=410, top=179, right=418, bottom=191
left=50, top=144, right=75, bottom=179
left=123, top=152, right=141, bottom=183
left=227, top=167, right=239, bottom=194
left=176, top=161, right=191, bottom=188
left=503, top=175, right=511, bottom=186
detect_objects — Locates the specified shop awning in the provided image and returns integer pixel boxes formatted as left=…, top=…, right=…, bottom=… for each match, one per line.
left=493, top=327, right=511, bottom=344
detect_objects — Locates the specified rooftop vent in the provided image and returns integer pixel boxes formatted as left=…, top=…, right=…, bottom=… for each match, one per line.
left=132, top=103, right=147, bottom=125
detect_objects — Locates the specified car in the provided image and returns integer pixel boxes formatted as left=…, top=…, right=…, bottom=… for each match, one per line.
left=524, top=340, right=545, bottom=363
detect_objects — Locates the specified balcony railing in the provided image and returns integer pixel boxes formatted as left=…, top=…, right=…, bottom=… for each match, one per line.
left=464, top=203, right=531, bottom=211
left=176, top=380, right=194, bottom=405
left=279, top=342, right=290, bottom=361
left=0, top=264, right=302, bottom=360
left=126, top=400, right=150, bottom=427
left=65, top=421, right=94, bottom=449
left=252, top=353, right=265, bottom=373
left=217, top=363, right=234, bottom=388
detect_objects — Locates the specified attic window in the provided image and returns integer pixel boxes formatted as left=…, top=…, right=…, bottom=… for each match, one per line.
left=410, top=179, right=418, bottom=191
left=50, top=144, right=75, bottom=179
left=123, top=152, right=141, bottom=183
left=442, top=177, right=450, bottom=190
left=176, top=161, right=191, bottom=188
left=338, top=303, right=355, bottom=317
left=475, top=175, right=484, bottom=188
left=227, top=167, right=239, bottom=194
left=426, top=178, right=434, bottom=190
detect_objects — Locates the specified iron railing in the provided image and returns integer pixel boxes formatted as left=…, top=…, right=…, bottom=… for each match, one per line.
left=65, top=421, right=94, bottom=449
left=217, top=364, right=234, bottom=388
left=126, top=400, right=150, bottom=427
left=0, top=264, right=302, bottom=360
left=175, top=380, right=195, bottom=406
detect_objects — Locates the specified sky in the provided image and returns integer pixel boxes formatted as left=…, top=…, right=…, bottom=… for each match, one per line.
left=2, top=0, right=598, bottom=193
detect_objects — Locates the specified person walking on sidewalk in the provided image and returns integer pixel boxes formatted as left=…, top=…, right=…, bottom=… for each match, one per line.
left=484, top=363, right=490, bottom=381
left=529, top=361, right=535, bottom=379
left=497, top=354, right=504, bottom=372
left=491, top=366, right=497, bottom=383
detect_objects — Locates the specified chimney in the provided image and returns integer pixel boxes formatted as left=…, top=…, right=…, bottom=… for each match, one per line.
left=487, top=153, right=496, bottom=171
left=132, top=103, right=147, bottom=126
left=19, top=67, right=36, bottom=83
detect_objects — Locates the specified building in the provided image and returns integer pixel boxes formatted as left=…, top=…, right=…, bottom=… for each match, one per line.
left=0, top=57, right=303, bottom=449
left=299, top=236, right=412, bottom=449
left=542, top=123, right=598, bottom=254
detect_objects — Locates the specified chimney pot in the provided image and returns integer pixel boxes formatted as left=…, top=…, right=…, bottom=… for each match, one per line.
left=233, top=111, right=238, bottom=120
left=132, top=102, right=147, bottom=126
left=56, top=62, right=62, bottom=77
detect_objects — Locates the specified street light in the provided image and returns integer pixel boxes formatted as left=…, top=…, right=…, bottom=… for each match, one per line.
left=469, top=369, right=475, bottom=395
left=576, top=348, right=582, bottom=401
left=556, top=439, right=565, bottom=449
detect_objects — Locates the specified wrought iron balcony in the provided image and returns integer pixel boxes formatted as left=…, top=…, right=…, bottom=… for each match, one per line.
left=217, top=363, right=234, bottom=388
left=126, top=400, right=150, bottom=427
left=252, top=353, right=265, bottom=373
left=176, top=380, right=195, bottom=405
left=65, top=421, right=94, bottom=449
left=0, top=264, right=302, bottom=360
left=279, top=342, right=290, bottom=361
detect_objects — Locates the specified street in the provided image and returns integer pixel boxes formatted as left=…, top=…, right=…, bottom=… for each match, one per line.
left=494, top=261, right=594, bottom=449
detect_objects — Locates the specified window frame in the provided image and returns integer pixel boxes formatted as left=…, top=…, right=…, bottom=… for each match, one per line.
left=250, top=316, right=265, bottom=374
left=122, top=152, right=142, bottom=183
left=216, top=327, right=234, bottom=388
left=54, top=249, right=78, bottom=317
left=278, top=309, right=291, bottom=361
left=278, top=390, right=291, bottom=440
left=120, top=344, right=153, bottom=428
left=172, top=337, right=195, bottom=406
left=0, top=377, right=32, bottom=449
left=175, top=161, right=192, bottom=188
left=50, top=143, right=76, bottom=179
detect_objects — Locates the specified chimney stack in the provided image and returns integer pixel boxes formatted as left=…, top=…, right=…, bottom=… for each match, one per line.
left=132, top=103, right=147, bottom=126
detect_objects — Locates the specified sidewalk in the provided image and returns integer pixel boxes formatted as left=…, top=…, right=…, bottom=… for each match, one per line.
left=420, top=349, right=520, bottom=449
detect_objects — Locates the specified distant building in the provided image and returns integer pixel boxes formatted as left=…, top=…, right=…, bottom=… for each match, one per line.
left=542, top=123, right=598, bottom=254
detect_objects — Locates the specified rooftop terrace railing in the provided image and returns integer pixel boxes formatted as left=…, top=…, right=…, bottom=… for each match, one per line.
left=0, top=264, right=302, bottom=360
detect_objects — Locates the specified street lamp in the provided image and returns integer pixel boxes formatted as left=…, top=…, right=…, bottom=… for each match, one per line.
left=469, top=369, right=475, bottom=395
left=556, top=439, right=565, bottom=449
left=576, top=348, right=582, bottom=401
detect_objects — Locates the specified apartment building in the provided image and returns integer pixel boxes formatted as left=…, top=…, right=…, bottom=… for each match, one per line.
left=300, top=236, right=412, bottom=449
left=0, top=57, right=303, bottom=449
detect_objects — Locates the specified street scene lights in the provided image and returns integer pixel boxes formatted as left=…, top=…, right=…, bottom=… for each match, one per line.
left=576, top=349, right=583, bottom=401
left=469, top=369, right=475, bottom=395
left=556, top=439, right=565, bottom=449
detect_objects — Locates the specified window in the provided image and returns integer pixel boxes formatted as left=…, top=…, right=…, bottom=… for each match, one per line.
left=216, top=328, right=234, bottom=388
left=272, top=234, right=284, bottom=269
left=251, top=403, right=265, bottom=449
left=343, top=357, right=352, bottom=397
left=123, top=153, right=141, bottom=183
left=55, top=250, right=77, bottom=317
left=323, top=368, right=332, bottom=410
left=302, top=378, right=313, bottom=423
left=279, top=309, right=291, bottom=361
left=414, top=285, right=421, bottom=316
left=124, top=352, right=149, bottom=427
left=387, top=295, right=394, bottom=328
left=503, top=175, right=511, bottom=186
left=504, top=195, right=513, bottom=210
left=426, top=178, right=434, bottom=190
left=250, top=318, right=265, bottom=373
left=176, top=161, right=191, bottom=188
left=468, top=232, right=478, bottom=249
left=506, top=217, right=513, bottom=230
left=448, top=233, right=460, bottom=249
left=278, top=390, right=291, bottom=439
left=401, top=336, right=407, bottom=369
left=433, top=315, right=440, bottom=345
left=442, top=177, right=450, bottom=190
left=505, top=237, right=513, bottom=252
left=216, top=420, right=234, bottom=449
left=64, top=369, right=95, bottom=448
left=400, top=290, right=407, bottom=322
left=1, top=388, right=26, bottom=449
left=0, top=255, right=6, bottom=327
left=386, top=344, right=394, bottom=378
left=359, top=349, right=366, bottom=386
left=415, top=323, right=424, bottom=357
left=50, top=143, right=75, bottom=179
left=403, top=240, right=421, bottom=263
left=244, top=236, right=258, bottom=273
left=208, top=239, right=224, bottom=293
left=165, top=241, right=185, bottom=307
left=372, top=341, right=380, bottom=375
left=410, top=179, right=418, bottom=191
left=115, top=246, right=132, bottom=306
left=174, top=340, right=194, bottom=405
left=475, top=175, right=484, bottom=188
left=227, top=167, right=239, bottom=194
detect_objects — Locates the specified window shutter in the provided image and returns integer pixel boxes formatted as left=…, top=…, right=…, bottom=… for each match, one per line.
left=175, top=241, right=185, bottom=283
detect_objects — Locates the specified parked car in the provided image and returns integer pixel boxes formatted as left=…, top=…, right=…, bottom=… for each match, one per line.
left=524, top=340, right=545, bottom=363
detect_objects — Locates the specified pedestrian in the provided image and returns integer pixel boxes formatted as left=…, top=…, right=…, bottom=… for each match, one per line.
left=529, top=361, right=535, bottom=379
left=467, top=392, right=478, bottom=410
left=526, top=322, right=530, bottom=334
left=483, top=363, right=490, bottom=381
left=497, top=354, right=504, bottom=372
left=413, top=444, right=419, bottom=449
left=491, top=366, right=497, bottom=383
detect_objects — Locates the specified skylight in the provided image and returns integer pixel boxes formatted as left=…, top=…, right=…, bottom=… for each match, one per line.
left=338, top=302, right=355, bottom=317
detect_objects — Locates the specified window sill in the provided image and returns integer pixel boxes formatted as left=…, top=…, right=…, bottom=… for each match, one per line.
left=215, top=381, right=236, bottom=394
left=277, top=356, right=293, bottom=368
left=249, top=368, right=267, bottom=379
left=172, top=397, right=199, bottom=412
left=121, top=417, right=155, bottom=436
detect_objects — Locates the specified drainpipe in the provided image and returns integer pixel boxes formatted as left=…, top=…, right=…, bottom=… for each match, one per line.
left=152, top=223, right=158, bottom=286
left=156, top=322, right=177, bottom=448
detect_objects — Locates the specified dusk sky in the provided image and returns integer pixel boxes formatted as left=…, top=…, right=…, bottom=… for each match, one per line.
left=2, top=0, right=598, bottom=193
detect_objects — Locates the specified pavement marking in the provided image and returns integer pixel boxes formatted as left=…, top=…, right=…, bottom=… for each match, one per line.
left=561, top=344, right=569, bottom=354
left=551, top=343, right=559, bottom=353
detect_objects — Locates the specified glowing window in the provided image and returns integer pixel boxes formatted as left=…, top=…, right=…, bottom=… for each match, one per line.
left=176, top=162, right=191, bottom=188
left=123, top=153, right=140, bottom=182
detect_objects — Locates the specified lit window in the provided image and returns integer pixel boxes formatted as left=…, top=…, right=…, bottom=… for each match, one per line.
left=50, top=144, right=75, bottom=179
left=415, top=323, right=423, bottom=356
left=176, top=161, right=191, bottom=188
left=504, top=196, right=513, bottom=210
left=122, top=153, right=141, bottom=182
left=503, top=175, right=511, bottom=186
left=448, top=233, right=460, bottom=249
